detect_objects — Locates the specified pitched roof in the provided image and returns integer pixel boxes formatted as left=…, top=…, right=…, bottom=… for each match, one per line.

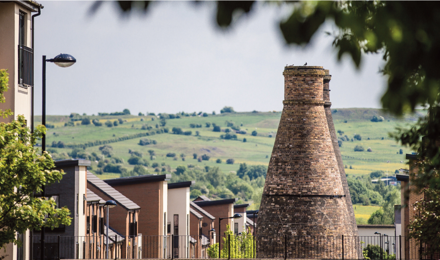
left=234, top=203, right=250, bottom=208
left=87, top=172, right=140, bottom=210
left=190, top=208, right=203, bottom=219
left=246, top=217, right=255, bottom=226
left=190, top=202, right=215, bottom=220
left=87, top=189, right=105, bottom=204
left=104, top=174, right=171, bottom=186
left=193, top=198, right=237, bottom=207
left=104, top=225, right=125, bottom=244
left=195, top=195, right=211, bottom=201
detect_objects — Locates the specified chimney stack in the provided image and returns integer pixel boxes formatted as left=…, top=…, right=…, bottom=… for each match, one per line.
left=256, top=66, right=359, bottom=258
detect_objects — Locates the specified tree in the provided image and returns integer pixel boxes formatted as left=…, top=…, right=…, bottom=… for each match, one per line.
left=251, top=130, right=257, bottom=136
left=353, top=134, right=362, bottom=141
left=105, top=120, right=113, bottom=127
left=226, top=158, right=235, bottom=164
left=220, top=106, right=235, bottom=113
left=354, top=145, right=365, bottom=152
left=408, top=188, right=440, bottom=257
left=216, top=159, right=222, bottom=163
left=123, top=108, right=131, bottom=115
left=176, top=166, right=186, bottom=175
left=0, top=71, right=71, bottom=248
left=81, top=117, right=91, bottom=125
left=237, top=163, right=248, bottom=179
left=213, top=125, right=221, bottom=132
left=113, top=120, right=118, bottom=126
left=103, top=1, right=440, bottom=191
left=207, top=224, right=255, bottom=258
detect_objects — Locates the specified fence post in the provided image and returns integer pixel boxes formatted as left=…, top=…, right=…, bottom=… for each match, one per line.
left=171, top=235, right=174, bottom=260
left=228, top=234, right=231, bottom=260
left=58, top=235, right=61, bottom=260
left=399, top=235, right=402, bottom=260
left=342, top=235, right=344, bottom=260
left=115, top=235, right=117, bottom=260
left=284, top=235, right=287, bottom=260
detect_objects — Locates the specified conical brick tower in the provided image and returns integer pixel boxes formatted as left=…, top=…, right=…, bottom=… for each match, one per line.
left=256, top=66, right=359, bottom=259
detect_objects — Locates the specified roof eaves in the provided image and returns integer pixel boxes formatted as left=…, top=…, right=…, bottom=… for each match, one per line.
left=193, top=198, right=237, bottom=207
left=234, top=204, right=250, bottom=208
left=190, top=208, right=203, bottom=219
left=190, top=202, right=215, bottom=220
left=168, top=181, right=195, bottom=189
left=55, top=159, right=91, bottom=168
left=104, top=174, right=171, bottom=186
left=396, top=174, right=409, bottom=182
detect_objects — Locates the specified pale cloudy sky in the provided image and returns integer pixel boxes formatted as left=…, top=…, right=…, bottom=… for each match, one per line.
left=34, top=1, right=387, bottom=116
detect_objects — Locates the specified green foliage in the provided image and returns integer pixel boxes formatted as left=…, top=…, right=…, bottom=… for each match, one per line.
left=0, top=116, right=72, bottom=248
left=354, top=145, right=365, bottom=152
left=371, top=116, right=384, bottom=122
left=209, top=224, right=255, bottom=258
left=92, top=119, right=102, bottom=126
left=0, top=69, right=12, bottom=118
left=139, top=139, right=156, bottom=146
left=370, top=170, right=384, bottom=179
left=122, top=109, right=131, bottom=115
left=172, top=127, right=183, bottom=134
left=99, top=145, right=113, bottom=157
left=363, top=244, right=394, bottom=260
left=216, top=159, right=222, bottom=163
left=354, top=134, right=362, bottom=141
left=105, top=120, right=113, bottom=127
left=201, top=154, right=210, bottom=161
left=251, top=130, right=257, bottom=136
left=81, top=118, right=91, bottom=125
left=213, top=125, right=221, bottom=132
left=127, top=156, right=149, bottom=166
left=103, top=164, right=127, bottom=174
left=176, top=166, right=186, bottom=175
left=221, top=133, right=237, bottom=140
left=166, top=153, right=176, bottom=158
left=190, top=189, right=202, bottom=199
left=237, top=163, right=267, bottom=180
left=220, top=106, right=235, bottom=113
left=408, top=188, right=440, bottom=257
left=113, top=120, right=118, bottom=126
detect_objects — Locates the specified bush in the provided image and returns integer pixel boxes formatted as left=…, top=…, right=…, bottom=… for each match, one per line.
left=118, top=118, right=124, bottom=124
left=202, top=112, right=208, bottom=117
left=338, top=140, right=342, bottom=147
left=113, top=121, right=118, bottom=126
left=213, top=126, right=221, bottom=132
left=216, top=159, right=222, bottom=163
left=243, top=138, right=247, bottom=142
left=123, top=109, right=131, bottom=115
left=399, top=148, right=403, bottom=154
left=92, top=119, right=102, bottom=126
left=81, top=118, right=91, bottom=125
left=166, top=153, right=176, bottom=158
left=139, top=139, right=156, bottom=146
left=226, top=158, right=235, bottom=164
left=370, top=171, right=384, bottom=179
left=367, top=148, right=372, bottom=152
left=190, top=189, right=202, bottom=199
left=354, top=145, right=365, bottom=152
left=175, top=166, right=186, bottom=175
left=337, top=130, right=344, bottom=135
left=172, top=127, right=183, bottom=134
left=103, top=164, right=127, bottom=174
left=354, top=134, right=362, bottom=141
left=201, top=154, right=210, bottom=161
left=371, top=115, right=384, bottom=122
left=183, top=131, right=192, bottom=135
left=220, top=133, right=237, bottom=140
left=152, top=162, right=159, bottom=168
left=220, top=106, right=235, bottom=113
left=251, top=130, right=257, bottom=136
left=205, top=122, right=211, bottom=127
left=105, top=120, right=112, bottom=127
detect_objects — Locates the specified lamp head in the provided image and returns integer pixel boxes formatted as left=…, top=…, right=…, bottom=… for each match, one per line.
left=374, top=232, right=381, bottom=235
left=50, top=53, right=76, bottom=68
left=105, top=200, right=117, bottom=208
left=233, top=213, right=242, bottom=219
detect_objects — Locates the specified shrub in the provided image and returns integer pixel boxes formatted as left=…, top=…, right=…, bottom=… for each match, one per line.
left=92, top=119, right=102, bottom=126
left=338, top=140, right=342, bottom=147
left=371, top=115, right=384, bottom=122
left=183, top=131, right=192, bottom=136
left=166, top=153, right=176, bottom=158
left=118, top=118, right=124, bottom=124
left=105, top=120, right=112, bottom=127
left=57, top=141, right=65, bottom=148
left=337, top=130, right=344, bottom=135
left=220, top=133, right=237, bottom=140
left=354, top=145, right=365, bottom=152
left=64, top=121, right=75, bottom=127
left=205, top=122, right=211, bottom=127
left=354, top=134, right=362, bottom=141
left=367, top=148, right=372, bottom=152
left=226, top=158, right=235, bottom=164
left=202, top=112, right=208, bottom=117
left=176, top=166, right=186, bottom=175
left=152, top=162, right=159, bottom=168
left=190, top=189, right=202, bottom=199
left=251, top=130, right=258, bottom=136
left=113, top=121, right=118, bottom=126
left=193, top=153, right=197, bottom=159
left=220, top=106, right=234, bottom=113
left=172, top=127, right=183, bottom=134
left=399, top=148, right=403, bottom=154
left=80, top=118, right=90, bottom=125
left=195, top=131, right=200, bottom=136
left=139, top=139, right=156, bottom=146
left=201, top=154, right=210, bottom=161
left=123, top=109, right=131, bottom=115
left=189, top=124, right=196, bottom=128
left=213, top=126, right=221, bottom=132
left=216, top=159, right=222, bottom=163
left=243, top=138, right=247, bottom=142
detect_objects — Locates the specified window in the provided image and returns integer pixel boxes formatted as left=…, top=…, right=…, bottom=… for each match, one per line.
left=50, top=195, right=59, bottom=208
left=19, top=11, right=25, bottom=46
left=173, top=214, right=179, bottom=235
left=83, top=194, right=86, bottom=215
left=76, top=194, right=79, bottom=216
left=234, top=223, right=238, bottom=235
left=167, top=223, right=171, bottom=234
left=18, top=11, right=33, bottom=87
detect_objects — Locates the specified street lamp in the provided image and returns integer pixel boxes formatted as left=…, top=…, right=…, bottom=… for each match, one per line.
left=40, top=53, right=76, bottom=260
left=383, top=234, right=389, bottom=254
left=105, top=200, right=117, bottom=259
left=218, top=213, right=242, bottom=258
left=374, top=232, right=383, bottom=260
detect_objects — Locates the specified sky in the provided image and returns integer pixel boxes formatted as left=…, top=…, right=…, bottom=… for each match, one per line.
left=34, top=1, right=387, bottom=116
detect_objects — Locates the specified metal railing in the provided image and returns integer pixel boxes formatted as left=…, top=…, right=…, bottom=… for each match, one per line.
left=31, top=234, right=438, bottom=259
left=18, top=45, right=33, bottom=87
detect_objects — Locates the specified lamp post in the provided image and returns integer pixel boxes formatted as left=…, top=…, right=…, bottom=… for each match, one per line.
left=105, top=200, right=117, bottom=259
left=375, top=232, right=382, bottom=260
left=384, top=234, right=389, bottom=255
left=40, top=53, right=76, bottom=260
left=218, top=213, right=242, bottom=258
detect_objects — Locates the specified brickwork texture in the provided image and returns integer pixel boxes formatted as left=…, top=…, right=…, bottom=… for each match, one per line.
left=256, top=66, right=360, bottom=259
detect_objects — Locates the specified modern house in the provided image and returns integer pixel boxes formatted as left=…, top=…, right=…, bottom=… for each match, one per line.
left=167, top=181, right=193, bottom=258
left=32, top=159, right=90, bottom=260
left=87, top=172, right=141, bottom=259
left=233, top=204, right=249, bottom=235
left=190, top=202, right=215, bottom=258
left=192, top=197, right=237, bottom=249
left=104, top=174, right=171, bottom=258
left=0, top=0, right=41, bottom=128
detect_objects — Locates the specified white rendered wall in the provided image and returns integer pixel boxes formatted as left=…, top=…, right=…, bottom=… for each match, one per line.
left=167, top=187, right=190, bottom=257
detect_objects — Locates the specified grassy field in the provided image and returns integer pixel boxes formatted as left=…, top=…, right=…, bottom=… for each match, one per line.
left=353, top=204, right=381, bottom=223
left=38, top=108, right=417, bottom=220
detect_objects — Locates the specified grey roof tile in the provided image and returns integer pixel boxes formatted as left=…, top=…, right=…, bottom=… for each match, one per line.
left=87, top=172, right=140, bottom=210
left=190, top=202, right=215, bottom=220
left=87, top=189, right=105, bottom=204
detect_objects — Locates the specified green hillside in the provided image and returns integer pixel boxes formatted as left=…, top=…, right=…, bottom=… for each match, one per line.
left=36, top=108, right=416, bottom=217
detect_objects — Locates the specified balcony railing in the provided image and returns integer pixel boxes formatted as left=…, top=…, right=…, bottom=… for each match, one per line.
left=18, top=45, right=33, bottom=87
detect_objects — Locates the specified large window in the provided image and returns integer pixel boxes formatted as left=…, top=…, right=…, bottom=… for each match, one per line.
left=18, top=11, right=33, bottom=87
left=234, top=223, right=238, bottom=235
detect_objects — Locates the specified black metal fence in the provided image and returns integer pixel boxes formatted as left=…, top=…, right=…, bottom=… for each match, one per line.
left=18, top=45, right=33, bottom=87
left=31, top=235, right=437, bottom=259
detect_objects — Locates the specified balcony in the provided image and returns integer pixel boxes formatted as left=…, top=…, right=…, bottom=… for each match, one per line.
left=18, top=45, right=33, bottom=88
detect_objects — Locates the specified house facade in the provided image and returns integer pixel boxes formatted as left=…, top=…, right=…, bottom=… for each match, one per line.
left=0, top=0, right=41, bottom=127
